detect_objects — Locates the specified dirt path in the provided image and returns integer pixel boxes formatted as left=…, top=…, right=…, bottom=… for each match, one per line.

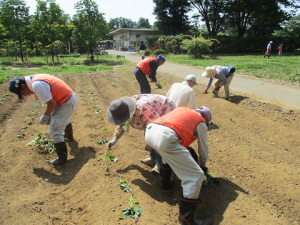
left=107, top=50, right=300, bottom=110
left=0, top=65, right=299, bottom=224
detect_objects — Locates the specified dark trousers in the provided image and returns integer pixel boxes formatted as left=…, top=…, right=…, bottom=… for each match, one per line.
left=134, top=67, right=151, bottom=94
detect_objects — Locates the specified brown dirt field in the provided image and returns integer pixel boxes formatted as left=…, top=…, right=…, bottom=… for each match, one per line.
left=0, top=64, right=299, bottom=225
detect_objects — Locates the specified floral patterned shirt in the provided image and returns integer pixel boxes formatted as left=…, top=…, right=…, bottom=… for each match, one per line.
left=114, top=94, right=176, bottom=138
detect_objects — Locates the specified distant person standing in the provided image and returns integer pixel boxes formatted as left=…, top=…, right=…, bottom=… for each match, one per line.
left=139, top=41, right=146, bottom=60
left=264, top=41, right=273, bottom=58
left=278, top=44, right=283, bottom=56
left=134, top=54, right=165, bottom=94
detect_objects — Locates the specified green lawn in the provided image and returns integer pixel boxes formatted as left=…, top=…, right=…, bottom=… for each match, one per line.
left=0, top=54, right=128, bottom=84
left=166, top=54, right=300, bottom=83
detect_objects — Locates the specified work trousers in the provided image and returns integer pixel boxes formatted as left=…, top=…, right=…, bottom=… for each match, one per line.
left=214, top=75, right=234, bottom=99
left=134, top=67, right=151, bottom=94
left=49, top=92, right=77, bottom=143
left=145, top=123, right=204, bottom=199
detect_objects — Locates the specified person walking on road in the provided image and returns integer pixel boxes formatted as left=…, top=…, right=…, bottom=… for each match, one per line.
left=139, top=41, right=146, bottom=60
left=278, top=44, right=283, bottom=56
left=134, top=54, right=165, bottom=94
left=106, top=94, right=176, bottom=174
left=203, top=65, right=236, bottom=100
left=264, top=41, right=273, bottom=58
left=166, top=74, right=197, bottom=109
left=145, top=106, right=212, bottom=225
left=9, top=74, right=77, bottom=165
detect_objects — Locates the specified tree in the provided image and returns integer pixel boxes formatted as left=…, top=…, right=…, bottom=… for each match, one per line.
left=109, top=17, right=137, bottom=31
left=153, top=0, right=191, bottom=35
left=188, top=0, right=229, bottom=37
left=31, top=0, right=69, bottom=49
left=0, top=0, right=30, bottom=62
left=72, top=0, right=109, bottom=60
left=137, top=17, right=151, bottom=28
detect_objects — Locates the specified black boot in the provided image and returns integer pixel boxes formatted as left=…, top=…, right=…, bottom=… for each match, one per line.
left=47, top=142, right=68, bottom=165
left=179, top=197, right=212, bottom=225
left=64, top=123, right=74, bottom=141
left=160, top=163, right=174, bottom=190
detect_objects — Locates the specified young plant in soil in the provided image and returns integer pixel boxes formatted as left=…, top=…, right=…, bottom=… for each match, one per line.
left=118, top=179, right=143, bottom=220
left=97, top=146, right=116, bottom=173
left=27, top=130, right=56, bottom=154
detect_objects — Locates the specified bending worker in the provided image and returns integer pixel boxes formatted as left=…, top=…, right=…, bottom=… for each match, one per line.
left=166, top=74, right=197, bottom=109
left=145, top=106, right=212, bottom=225
left=134, top=54, right=165, bottom=94
left=202, top=65, right=235, bottom=100
left=9, top=74, right=77, bottom=165
left=106, top=94, right=176, bottom=174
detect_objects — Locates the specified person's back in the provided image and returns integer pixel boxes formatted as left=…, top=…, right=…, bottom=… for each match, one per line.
left=167, top=82, right=195, bottom=109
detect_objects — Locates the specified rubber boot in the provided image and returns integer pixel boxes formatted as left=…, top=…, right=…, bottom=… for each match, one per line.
left=179, top=197, right=212, bottom=225
left=160, top=163, right=174, bottom=190
left=64, top=123, right=74, bottom=141
left=187, top=147, right=198, bottom=162
left=47, top=142, right=68, bottom=165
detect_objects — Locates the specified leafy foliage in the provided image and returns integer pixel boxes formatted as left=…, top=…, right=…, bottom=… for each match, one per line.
left=181, top=36, right=215, bottom=58
left=27, top=132, right=56, bottom=154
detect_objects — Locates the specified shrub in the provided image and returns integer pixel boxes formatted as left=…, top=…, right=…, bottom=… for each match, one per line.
left=181, top=36, right=215, bottom=58
left=152, top=49, right=166, bottom=56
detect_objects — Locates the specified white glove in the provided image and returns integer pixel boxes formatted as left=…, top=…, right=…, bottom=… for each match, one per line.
left=40, top=114, right=51, bottom=125
left=106, top=136, right=118, bottom=150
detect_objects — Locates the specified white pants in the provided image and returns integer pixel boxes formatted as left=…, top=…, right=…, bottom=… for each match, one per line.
left=140, top=50, right=145, bottom=57
left=49, top=93, right=77, bottom=143
left=145, top=123, right=204, bottom=199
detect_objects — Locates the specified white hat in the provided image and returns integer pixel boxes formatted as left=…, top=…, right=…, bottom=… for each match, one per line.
left=202, top=66, right=216, bottom=78
left=185, top=74, right=197, bottom=84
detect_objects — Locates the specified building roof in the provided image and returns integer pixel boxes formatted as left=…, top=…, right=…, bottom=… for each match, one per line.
left=109, top=28, right=160, bottom=36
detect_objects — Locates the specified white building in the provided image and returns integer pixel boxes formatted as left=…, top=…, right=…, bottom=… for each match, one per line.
left=109, top=28, right=161, bottom=51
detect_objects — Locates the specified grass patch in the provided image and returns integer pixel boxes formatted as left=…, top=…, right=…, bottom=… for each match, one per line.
left=0, top=54, right=129, bottom=83
left=166, top=54, right=300, bottom=83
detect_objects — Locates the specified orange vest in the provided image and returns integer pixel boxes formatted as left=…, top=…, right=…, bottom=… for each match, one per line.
left=137, top=57, right=157, bottom=74
left=153, top=107, right=206, bottom=147
left=31, top=74, right=73, bottom=106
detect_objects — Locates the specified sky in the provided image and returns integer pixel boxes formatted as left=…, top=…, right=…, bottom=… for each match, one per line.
left=24, top=0, right=158, bottom=25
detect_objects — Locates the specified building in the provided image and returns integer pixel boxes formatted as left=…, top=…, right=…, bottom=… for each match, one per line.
left=109, top=28, right=161, bottom=51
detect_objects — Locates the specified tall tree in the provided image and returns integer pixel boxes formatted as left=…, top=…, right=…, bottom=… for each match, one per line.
left=227, top=0, right=295, bottom=38
left=188, top=0, right=228, bottom=36
left=32, top=0, right=69, bottom=48
left=137, top=17, right=151, bottom=28
left=0, top=0, right=30, bottom=62
left=153, top=0, right=191, bottom=35
left=72, top=0, right=109, bottom=60
left=109, top=17, right=137, bottom=30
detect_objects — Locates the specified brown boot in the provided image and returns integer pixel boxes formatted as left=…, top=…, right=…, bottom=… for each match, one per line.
left=64, top=123, right=74, bottom=141
left=47, top=142, right=68, bottom=165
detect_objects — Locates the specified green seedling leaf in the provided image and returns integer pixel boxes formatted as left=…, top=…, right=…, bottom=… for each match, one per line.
left=122, top=206, right=143, bottom=219
left=97, top=138, right=108, bottom=145
left=101, top=127, right=107, bottom=131
left=105, top=167, right=110, bottom=173
left=108, top=154, right=115, bottom=161
left=27, top=132, right=56, bottom=154
left=95, top=109, right=100, bottom=114
left=93, top=104, right=98, bottom=108
left=22, top=126, right=29, bottom=129
left=118, top=179, right=132, bottom=193
left=111, top=83, right=116, bottom=87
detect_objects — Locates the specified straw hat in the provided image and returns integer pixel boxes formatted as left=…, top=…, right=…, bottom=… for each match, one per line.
left=201, top=66, right=216, bottom=78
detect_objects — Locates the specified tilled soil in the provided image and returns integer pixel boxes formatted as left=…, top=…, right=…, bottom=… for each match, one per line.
left=0, top=65, right=299, bottom=225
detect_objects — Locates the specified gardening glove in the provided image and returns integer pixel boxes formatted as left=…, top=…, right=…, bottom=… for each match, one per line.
left=40, top=114, right=51, bottom=125
left=203, top=89, right=208, bottom=94
left=155, top=83, right=162, bottom=89
left=106, top=136, right=118, bottom=150
left=215, top=86, right=221, bottom=91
